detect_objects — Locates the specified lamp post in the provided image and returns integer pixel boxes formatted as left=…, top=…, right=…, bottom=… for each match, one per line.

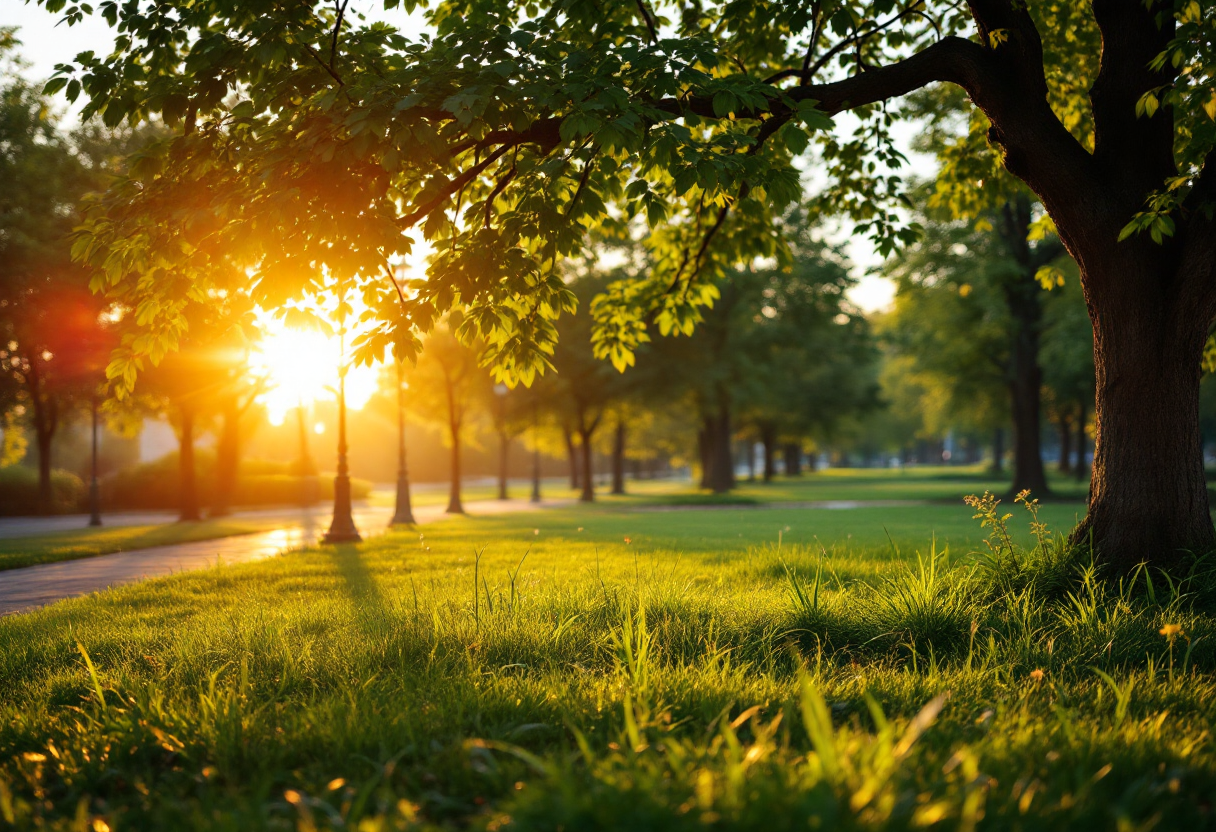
left=530, top=401, right=541, bottom=504
left=323, top=311, right=362, bottom=544
left=390, top=360, right=416, bottom=526
left=88, top=392, right=102, bottom=526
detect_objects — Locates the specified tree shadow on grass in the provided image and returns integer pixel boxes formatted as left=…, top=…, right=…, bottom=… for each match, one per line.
left=327, top=545, right=394, bottom=636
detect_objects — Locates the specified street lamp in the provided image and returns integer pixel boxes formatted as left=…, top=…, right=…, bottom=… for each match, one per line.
left=390, top=361, right=416, bottom=526
left=88, top=391, right=102, bottom=526
left=323, top=309, right=362, bottom=545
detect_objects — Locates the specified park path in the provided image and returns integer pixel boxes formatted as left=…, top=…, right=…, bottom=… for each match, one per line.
left=0, top=498, right=568, bottom=616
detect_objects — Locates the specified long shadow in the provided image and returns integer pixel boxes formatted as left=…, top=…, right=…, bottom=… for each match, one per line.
left=326, top=544, right=393, bottom=636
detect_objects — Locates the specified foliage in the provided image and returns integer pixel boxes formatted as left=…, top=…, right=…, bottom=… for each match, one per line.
left=0, top=464, right=84, bottom=515
left=98, top=451, right=371, bottom=511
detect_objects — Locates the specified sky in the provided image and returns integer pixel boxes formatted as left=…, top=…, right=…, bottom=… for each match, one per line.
left=3, top=1, right=935, bottom=313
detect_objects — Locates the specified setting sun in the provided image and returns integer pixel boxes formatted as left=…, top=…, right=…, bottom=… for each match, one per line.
left=251, top=321, right=380, bottom=426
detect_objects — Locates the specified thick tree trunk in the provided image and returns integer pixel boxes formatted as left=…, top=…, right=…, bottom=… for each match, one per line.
left=990, top=428, right=1005, bottom=475
left=446, top=422, right=464, bottom=514
left=761, top=425, right=777, bottom=482
left=783, top=443, right=801, bottom=477
left=178, top=408, right=200, bottom=522
left=1057, top=413, right=1073, bottom=475
left=1072, top=291, right=1213, bottom=571
left=610, top=417, right=626, bottom=495
left=564, top=425, right=580, bottom=491
left=705, top=404, right=734, bottom=494
left=579, top=428, right=595, bottom=502
left=212, top=400, right=240, bottom=517
left=497, top=430, right=510, bottom=500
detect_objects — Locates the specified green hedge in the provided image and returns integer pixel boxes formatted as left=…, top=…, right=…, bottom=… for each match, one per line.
left=100, top=452, right=371, bottom=511
left=0, top=466, right=86, bottom=515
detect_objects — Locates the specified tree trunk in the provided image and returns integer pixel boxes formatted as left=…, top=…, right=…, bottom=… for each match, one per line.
left=698, top=420, right=712, bottom=489
left=178, top=408, right=200, bottom=522
left=1071, top=293, right=1213, bottom=571
left=761, top=425, right=777, bottom=482
left=497, top=430, right=510, bottom=500
left=446, top=421, right=464, bottom=514
left=990, top=428, right=1005, bottom=475
left=999, top=198, right=1053, bottom=497
left=705, top=403, right=734, bottom=493
left=1057, top=413, right=1073, bottom=475
left=783, top=443, right=801, bottom=477
left=27, top=364, right=58, bottom=514
left=564, top=425, right=580, bottom=491
left=806, top=449, right=818, bottom=472
left=610, top=416, right=626, bottom=495
left=211, top=399, right=240, bottom=517
left=579, top=428, right=595, bottom=502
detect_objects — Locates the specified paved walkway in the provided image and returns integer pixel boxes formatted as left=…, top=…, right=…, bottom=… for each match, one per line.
left=0, top=498, right=567, bottom=616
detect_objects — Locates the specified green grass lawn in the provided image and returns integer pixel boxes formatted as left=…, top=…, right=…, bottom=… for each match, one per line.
left=618, top=465, right=1092, bottom=504
left=1, top=493, right=1213, bottom=830
left=0, top=519, right=271, bottom=571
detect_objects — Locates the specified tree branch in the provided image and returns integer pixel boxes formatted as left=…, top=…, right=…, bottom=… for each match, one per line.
left=633, top=0, right=658, bottom=44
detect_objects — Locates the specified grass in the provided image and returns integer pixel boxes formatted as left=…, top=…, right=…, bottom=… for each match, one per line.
left=1, top=489, right=1214, bottom=831
left=0, top=519, right=272, bottom=571
left=617, top=465, right=1093, bottom=505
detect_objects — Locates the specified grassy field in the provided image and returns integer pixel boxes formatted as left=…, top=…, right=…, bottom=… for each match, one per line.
left=0, top=519, right=271, bottom=571
left=1, top=488, right=1213, bottom=830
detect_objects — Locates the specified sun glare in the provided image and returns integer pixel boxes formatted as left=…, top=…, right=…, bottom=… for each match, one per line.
left=252, top=321, right=380, bottom=426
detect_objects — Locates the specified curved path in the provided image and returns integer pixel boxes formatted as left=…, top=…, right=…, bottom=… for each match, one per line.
left=0, top=498, right=567, bottom=616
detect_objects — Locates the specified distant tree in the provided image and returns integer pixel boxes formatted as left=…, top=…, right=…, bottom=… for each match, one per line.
left=0, top=39, right=113, bottom=510
left=1041, top=269, right=1096, bottom=480
left=404, top=323, right=485, bottom=514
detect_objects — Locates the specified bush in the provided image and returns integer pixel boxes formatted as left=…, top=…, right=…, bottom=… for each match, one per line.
left=0, top=466, right=85, bottom=515
left=100, top=452, right=372, bottom=511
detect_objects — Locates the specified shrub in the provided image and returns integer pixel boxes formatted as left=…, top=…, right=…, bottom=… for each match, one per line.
left=99, top=452, right=371, bottom=511
left=0, top=466, right=85, bottom=515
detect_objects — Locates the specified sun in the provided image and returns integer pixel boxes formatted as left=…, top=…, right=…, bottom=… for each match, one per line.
left=252, top=319, right=380, bottom=426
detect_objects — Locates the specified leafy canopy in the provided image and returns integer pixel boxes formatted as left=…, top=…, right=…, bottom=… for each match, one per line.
left=39, top=0, right=1216, bottom=388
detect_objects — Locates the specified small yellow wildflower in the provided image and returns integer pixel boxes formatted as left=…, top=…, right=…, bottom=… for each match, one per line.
left=1160, top=624, right=1183, bottom=638
left=1029, top=668, right=1045, bottom=682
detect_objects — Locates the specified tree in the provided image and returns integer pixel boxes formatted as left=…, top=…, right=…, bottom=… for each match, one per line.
left=1041, top=269, right=1096, bottom=479
left=48, top=0, right=1216, bottom=569
left=886, top=198, right=1048, bottom=483
left=404, top=323, right=485, bottom=514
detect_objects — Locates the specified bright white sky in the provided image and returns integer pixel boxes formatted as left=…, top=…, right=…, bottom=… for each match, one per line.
left=4, top=1, right=938, bottom=313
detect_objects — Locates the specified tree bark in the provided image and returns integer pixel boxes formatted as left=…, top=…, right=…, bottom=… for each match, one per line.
left=990, top=428, right=1005, bottom=475
left=610, top=416, right=626, bottom=495
left=578, top=428, right=595, bottom=502
left=211, top=399, right=240, bottom=517
left=497, top=430, right=510, bottom=500
left=1072, top=307, right=1212, bottom=570
left=27, top=363, right=58, bottom=513
left=564, top=425, right=580, bottom=491
left=446, top=422, right=464, bottom=514
left=783, top=443, right=801, bottom=477
left=999, top=198, right=1053, bottom=498
left=705, top=403, right=734, bottom=494
left=1057, top=412, right=1073, bottom=475
left=761, top=424, right=777, bottom=482
left=178, top=407, right=200, bottom=522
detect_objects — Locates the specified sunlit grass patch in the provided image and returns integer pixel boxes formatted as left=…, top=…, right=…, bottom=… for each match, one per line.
left=0, top=500, right=1213, bottom=829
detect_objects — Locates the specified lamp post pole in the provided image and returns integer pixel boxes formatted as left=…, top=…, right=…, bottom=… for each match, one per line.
left=391, top=360, right=416, bottom=526
left=323, top=316, right=362, bottom=544
left=88, top=392, right=102, bottom=526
